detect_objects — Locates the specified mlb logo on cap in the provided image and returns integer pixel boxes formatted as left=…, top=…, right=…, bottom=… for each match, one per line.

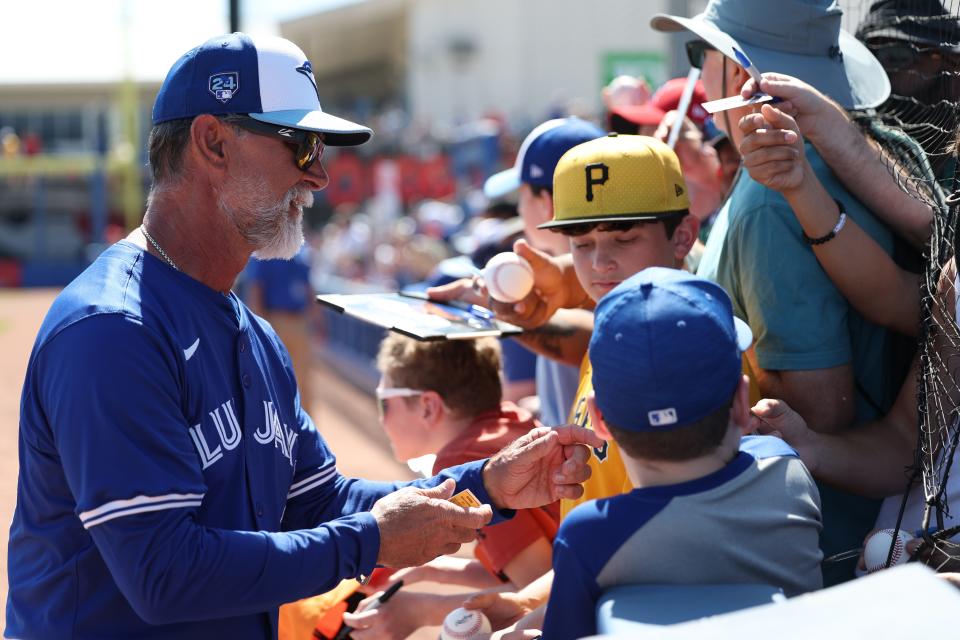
left=153, top=33, right=372, bottom=147
left=648, top=408, right=678, bottom=427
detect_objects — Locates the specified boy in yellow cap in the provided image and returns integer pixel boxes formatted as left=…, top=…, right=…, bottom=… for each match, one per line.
left=445, top=134, right=703, bottom=632
left=541, top=133, right=700, bottom=521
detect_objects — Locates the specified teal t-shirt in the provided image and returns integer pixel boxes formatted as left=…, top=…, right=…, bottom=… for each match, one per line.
left=698, top=143, right=895, bottom=585
left=699, top=143, right=895, bottom=419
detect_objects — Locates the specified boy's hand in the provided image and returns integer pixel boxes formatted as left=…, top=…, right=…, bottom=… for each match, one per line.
left=749, top=398, right=820, bottom=476
left=345, top=590, right=438, bottom=640
left=424, top=276, right=490, bottom=309
left=494, top=240, right=574, bottom=329
left=427, top=239, right=586, bottom=330
left=738, top=105, right=806, bottom=194
left=462, top=591, right=532, bottom=631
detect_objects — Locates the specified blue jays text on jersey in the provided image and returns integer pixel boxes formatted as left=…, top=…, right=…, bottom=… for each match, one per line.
left=6, top=241, right=501, bottom=639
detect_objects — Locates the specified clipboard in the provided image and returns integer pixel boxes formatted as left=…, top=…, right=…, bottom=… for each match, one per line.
left=316, top=291, right=523, bottom=341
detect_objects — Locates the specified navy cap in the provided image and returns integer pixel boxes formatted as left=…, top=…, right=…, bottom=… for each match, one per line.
left=589, top=268, right=752, bottom=432
left=153, top=33, right=372, bottom=146
left=484, top=117, right=605, bottom=199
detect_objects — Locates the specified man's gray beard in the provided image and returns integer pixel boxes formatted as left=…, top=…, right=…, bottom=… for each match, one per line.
left=219, top=171, right=313, bottom=260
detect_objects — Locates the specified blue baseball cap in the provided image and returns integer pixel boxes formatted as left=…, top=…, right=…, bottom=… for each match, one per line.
left=153, top=33, right=372, bottom=146
left=484, top=117, right=605, bottom=199
left=589, top=268, right=753, bottom=432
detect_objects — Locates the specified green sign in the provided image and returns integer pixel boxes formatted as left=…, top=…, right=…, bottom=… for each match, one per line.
left=602, top=51, right=668, bottom=90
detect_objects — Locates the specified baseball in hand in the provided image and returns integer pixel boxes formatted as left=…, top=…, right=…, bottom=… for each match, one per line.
left=440, top=607, right=491, bottom=640
left=482, top=252, right=534, bottom=303
left=863, top=528, right=914, bottom=573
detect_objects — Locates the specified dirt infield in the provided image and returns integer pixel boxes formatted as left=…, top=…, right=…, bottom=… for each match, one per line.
left=0, top=288, right=416, bottom=625
left=0, top=288, right=61, bottom=612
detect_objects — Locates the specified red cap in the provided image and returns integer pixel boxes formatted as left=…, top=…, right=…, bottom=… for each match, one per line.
left=608, top=103, right=667, bottom=128
left=652, top=78, right=709, bottom=129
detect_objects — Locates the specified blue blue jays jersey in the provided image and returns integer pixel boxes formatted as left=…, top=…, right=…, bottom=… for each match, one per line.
left=542, top=436, right=823, bottom=640
left=244, top=248, right=312, bottom=313
left=6, top=241, right=497, bottom=639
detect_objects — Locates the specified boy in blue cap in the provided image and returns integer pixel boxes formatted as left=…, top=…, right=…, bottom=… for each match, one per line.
left=542, top=268, right=823, bottom=640
left=483, top=117, right=606, bottom=429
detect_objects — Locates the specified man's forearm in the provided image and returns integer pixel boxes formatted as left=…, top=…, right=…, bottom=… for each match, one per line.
left=748, top=354, right=855, bottom=435
left=781, top=169, right=920, bottom=336
left=514, top=309, right=593, bottom=366
left=809, top=116, right=932, bottom=250
left=807, top=418, right=916, bottom=498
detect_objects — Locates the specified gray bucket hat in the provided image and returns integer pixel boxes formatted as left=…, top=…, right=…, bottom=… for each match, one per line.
left=651, top=0, right=891, bottom=110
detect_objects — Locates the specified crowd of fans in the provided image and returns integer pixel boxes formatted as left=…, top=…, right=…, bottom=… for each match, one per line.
left=256, top=1, right=960, bottom=638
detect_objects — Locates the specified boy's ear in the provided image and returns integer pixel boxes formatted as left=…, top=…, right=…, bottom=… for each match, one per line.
left=586, top=393, right=614, bottom=441
left=671, top=214, right=700, bottom=263
left=731, top=374, right=751, bottom=435
left=535, top=189, right=555, bottom=226
left=420, top=390, right=446, bottom=427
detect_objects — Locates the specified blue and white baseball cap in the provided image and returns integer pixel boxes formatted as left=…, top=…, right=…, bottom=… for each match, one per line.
left=589, top=268, right=753, bottom=432
left=153, top=33, right=372, bottom=146
left=483, top=117, right=605, bottom=199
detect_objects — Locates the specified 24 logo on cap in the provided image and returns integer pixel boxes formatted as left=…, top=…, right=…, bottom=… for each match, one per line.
left=209, top=72, right=239, bottom=103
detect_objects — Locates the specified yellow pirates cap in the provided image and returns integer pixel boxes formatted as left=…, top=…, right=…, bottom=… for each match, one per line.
left=540, top=133, right=690, bottom=230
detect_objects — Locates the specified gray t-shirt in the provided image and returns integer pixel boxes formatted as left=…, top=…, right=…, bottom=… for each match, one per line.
left=542, top=436, right=823, bottom=640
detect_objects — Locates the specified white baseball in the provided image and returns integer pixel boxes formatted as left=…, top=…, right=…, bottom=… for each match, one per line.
left=440, top=607, right=491, bottom=640
left=482, top=252, right=534, bottom=303
left=863, top=528, right=914, bottom=573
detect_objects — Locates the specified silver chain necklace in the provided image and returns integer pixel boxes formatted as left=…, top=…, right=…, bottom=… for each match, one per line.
left=140, top=225, right=179, bottom=271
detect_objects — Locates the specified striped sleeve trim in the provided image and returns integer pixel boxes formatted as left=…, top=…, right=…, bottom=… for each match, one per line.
left=287, top=464, right=338, bottom=500
left=79, top=493, right=205, bottom=529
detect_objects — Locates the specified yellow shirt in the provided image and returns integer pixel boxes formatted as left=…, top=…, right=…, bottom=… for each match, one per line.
left=560, top=354, right=632, bottom=519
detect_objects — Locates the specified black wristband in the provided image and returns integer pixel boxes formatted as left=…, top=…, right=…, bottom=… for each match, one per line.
left=803, top=199, right=847, bottom=246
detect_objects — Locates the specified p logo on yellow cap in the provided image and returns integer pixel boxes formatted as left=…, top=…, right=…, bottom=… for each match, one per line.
left=539, top=134, right=690, bottom=230
left=585, top=163, right=609, bottom=201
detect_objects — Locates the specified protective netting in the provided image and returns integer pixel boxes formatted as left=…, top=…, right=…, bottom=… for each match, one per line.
left=840, top=1, right=960, bottom=562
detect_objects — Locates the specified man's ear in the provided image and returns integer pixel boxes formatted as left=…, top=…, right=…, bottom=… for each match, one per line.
left=671, top=214, right=700, bottom=264
left=189, top=114, right=231, bottom=174
left=730, top=62, right=752, bottom=94
left=731, top=374, right=751, bottom=435
left=586, top=393, right=614, bottom=441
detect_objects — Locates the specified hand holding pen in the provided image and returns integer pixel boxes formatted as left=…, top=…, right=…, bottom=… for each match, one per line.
left=733, top=48, right=764, bottom=87
left=335, top=580, right=404, bottom=640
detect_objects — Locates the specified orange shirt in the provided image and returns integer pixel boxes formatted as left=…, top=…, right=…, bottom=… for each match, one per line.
left=434, top=402, right=560, bottom=579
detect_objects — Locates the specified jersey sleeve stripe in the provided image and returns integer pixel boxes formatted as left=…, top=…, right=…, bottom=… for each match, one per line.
left=79, top=493, right=205, bottom=529
left=287, top=466, right=338, bottom=500
left=288, top=462, right=336, bottom=492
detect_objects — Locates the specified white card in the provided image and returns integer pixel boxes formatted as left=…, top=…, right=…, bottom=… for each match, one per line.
left=702, top=92, right=778, bottom=114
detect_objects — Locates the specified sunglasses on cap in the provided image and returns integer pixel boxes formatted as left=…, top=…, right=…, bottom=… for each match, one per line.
left=375, top=386, right=424, bottom=419
left=231, top=116, right=325, bottom=172
left=686, top=40, right=718, bottom=70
